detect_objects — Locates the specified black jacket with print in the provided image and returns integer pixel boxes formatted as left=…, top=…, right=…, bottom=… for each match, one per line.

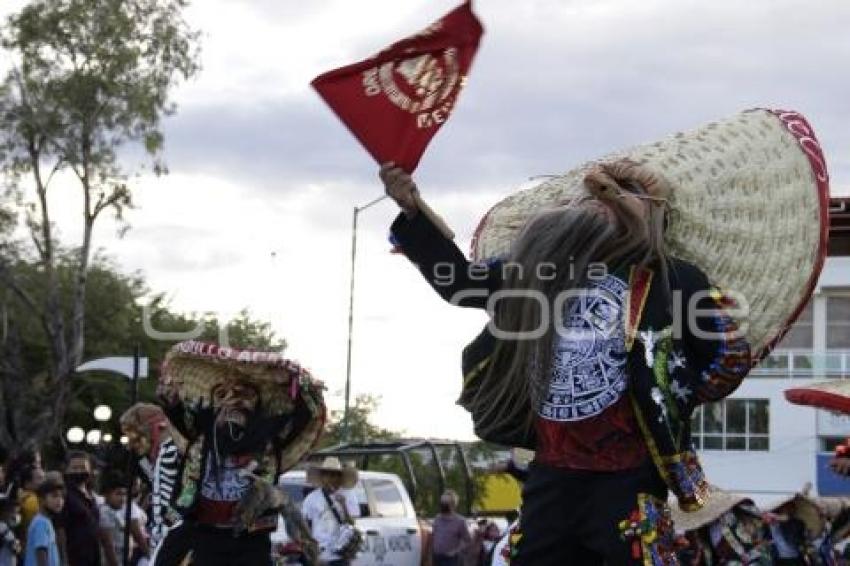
left=390, top=211, right=752, bottom=510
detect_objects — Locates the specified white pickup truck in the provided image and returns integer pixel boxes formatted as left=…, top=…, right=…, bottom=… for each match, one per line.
left=272, top=470, right=428, bottom=566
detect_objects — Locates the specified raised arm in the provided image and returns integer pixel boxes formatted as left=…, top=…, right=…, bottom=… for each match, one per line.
left=156, top=374, right=212, bottom=441
left=381, top=163, right=502, bottom=309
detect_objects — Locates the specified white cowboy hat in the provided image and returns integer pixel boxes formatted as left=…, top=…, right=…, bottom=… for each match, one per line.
left=470, top=109, right=830, bottom=360
left=309, top=456, right=359, bottom=489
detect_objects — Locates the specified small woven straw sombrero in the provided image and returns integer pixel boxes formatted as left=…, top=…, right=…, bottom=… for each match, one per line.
left=161, top=340, right=326, bottom=470
left=470, top=109, right=830, bottom=359
left=671, top=485, right=753, bottom=532
left=785, top=380, right=850, bottom=414
left=308, top=456, right=359, bottom=489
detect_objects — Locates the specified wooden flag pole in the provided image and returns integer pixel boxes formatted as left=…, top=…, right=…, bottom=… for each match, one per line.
left=413, top=192, right=455, bottom=240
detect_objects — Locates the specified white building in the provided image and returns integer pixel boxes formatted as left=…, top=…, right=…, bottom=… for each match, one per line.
left=697, top=196, right=850, bottom=507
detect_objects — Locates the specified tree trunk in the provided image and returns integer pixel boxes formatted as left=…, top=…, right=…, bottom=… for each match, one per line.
left=70, top=212, right=93, bottom=370
left=0, top=313, right=21, bottom=448
left=53, top=148, right=96, bottom=442
left=29, top=148, right=72, bottom=447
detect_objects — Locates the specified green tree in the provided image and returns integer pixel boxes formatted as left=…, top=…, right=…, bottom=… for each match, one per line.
left=317, top=395, right=497, bottom=517
left=0, top=252, right=284, bottom=452
left=320, top=394, right=400, bottom=448
left=0, top=0, right=200, bottom=447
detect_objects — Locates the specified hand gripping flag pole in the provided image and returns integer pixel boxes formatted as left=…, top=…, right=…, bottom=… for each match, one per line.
left=311, top=1, right=484, bottom=240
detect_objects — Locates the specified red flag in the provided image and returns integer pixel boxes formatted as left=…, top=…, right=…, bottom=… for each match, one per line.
left=311, top=1, right=484, bottom=173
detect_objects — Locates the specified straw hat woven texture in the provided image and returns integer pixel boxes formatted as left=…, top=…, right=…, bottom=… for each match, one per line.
left=309, top=456, right=359, bottom=489
left=162, top=340, right=326, bottom=471
left=163, top=340, right=314, bottom=413
left=670, top=486, right=752, bottom=532
left=470, top=109, right=829, bottom=359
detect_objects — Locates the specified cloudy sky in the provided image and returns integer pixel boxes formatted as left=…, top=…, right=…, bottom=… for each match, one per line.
left=2, top=0, right=849, bottom=439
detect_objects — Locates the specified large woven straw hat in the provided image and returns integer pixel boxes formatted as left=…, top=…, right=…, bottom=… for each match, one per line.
left=470, top=109, right=830, bottom=359
left=161, top=340, right=326, bottom=470
left=671, top=485, right=753, bottom=532
left=785, top=380, right=850, bottom=414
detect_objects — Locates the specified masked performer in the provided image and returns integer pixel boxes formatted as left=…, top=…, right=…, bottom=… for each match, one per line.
left=152, top=340, right=324, bottom=566
left=382, top=109, right=829, bottom=565
left=120, top=403, right=183, bottom=554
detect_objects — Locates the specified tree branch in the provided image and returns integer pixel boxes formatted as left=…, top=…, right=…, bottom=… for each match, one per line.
left=69, top=129, right=94, bottom=368
left=42, top=158, right=65, bottom=191
left=92, top=187, right=126, bottom=219
left=68, top=159, right=85, bottom=184
left=28, top=225, right=45, bottom=260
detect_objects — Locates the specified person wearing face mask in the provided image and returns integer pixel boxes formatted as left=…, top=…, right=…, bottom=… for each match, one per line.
left=430, top=490, right=471, bottom=566
left=0, top=495, right=22, bottom=566
left=473, top=521, right=502, bottom=566
left=61, top=452, right=106, bottom=566
left=152, top=340, right=325, bottom=566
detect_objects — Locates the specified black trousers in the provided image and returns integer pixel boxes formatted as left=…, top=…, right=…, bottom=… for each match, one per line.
left=513, top=461, right=668, bottom=566
left=153, top=521, right=272, bottom=566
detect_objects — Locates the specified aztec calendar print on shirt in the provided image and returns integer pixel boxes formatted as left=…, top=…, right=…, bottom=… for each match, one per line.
left=540, top=274, right=629, bottom=422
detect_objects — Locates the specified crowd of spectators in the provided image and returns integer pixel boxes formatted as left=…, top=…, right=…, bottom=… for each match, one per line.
left=0, top=449, right=149, bottom=566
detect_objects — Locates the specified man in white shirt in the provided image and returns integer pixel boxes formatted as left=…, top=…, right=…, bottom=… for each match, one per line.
left=301, top=458, right=360, bottom=566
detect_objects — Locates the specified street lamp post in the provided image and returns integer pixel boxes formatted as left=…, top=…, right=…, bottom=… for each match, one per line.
left=342, top=194, right=387, bottom=442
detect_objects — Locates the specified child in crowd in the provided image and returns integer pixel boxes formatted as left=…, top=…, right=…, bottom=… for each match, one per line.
left=98, top=472, right=127, bottom=566
left=23, top=475, right=63, bottom=566
left=0, top=495, right=21, bottom=566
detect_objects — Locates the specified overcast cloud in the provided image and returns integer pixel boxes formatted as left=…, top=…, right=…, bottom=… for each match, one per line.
left=1, top=0, right=848, bottom=439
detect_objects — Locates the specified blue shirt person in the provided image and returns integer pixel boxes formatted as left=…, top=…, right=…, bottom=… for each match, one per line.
left=24, top=475, right=65, bottom=566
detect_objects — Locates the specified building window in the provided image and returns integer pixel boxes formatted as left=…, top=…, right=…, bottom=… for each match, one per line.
left=691, top=399, right=769, bottom=451
left=820, top=436, right=846, bottom=454
left=827, top=294, right=850, bottom=349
